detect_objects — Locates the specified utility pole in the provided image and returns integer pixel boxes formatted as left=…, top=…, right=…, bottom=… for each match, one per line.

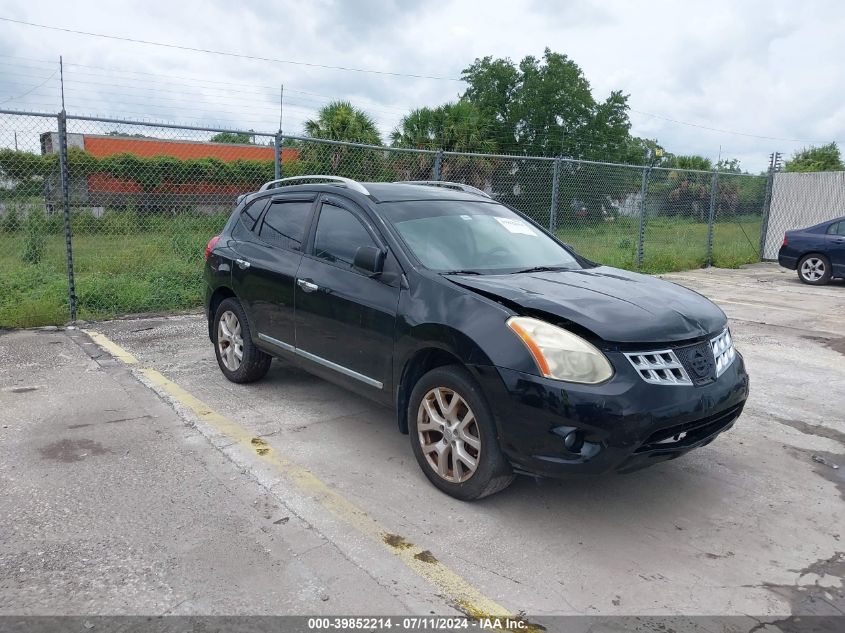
left=274, top=84, right=285, bottom=180
left=59, top=55, right=65, bottom=111
left=279, top=83, right=284, bottom=131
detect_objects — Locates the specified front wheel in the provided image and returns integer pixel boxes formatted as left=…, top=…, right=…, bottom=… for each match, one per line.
left=213, top=297, right=271, bottom=383
left=408, top=365, right=514, bottom=501
left=798, top=254, right=831, bottom=285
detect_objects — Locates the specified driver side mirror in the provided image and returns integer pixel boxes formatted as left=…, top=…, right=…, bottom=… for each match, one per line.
left=353, top=245, right=385, bottom=276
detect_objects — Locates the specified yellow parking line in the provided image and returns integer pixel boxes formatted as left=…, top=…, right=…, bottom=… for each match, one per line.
left=87, top=329, right=514, bottom=621
left=83, top=329, right=139, bottom=364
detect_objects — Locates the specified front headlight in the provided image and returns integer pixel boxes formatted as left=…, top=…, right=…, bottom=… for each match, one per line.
left=506, top=316, right=614, bottom=384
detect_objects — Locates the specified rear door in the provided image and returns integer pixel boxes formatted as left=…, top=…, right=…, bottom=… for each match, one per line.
left=230, top=194, right=316, bottom=354
left=293, top=195, right=402, bottom=401
left=826, top=220, right=845, bottom=276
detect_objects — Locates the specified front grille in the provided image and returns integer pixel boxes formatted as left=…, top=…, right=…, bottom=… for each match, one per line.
left=674, top=341, right=717, bottom=386
left=625, top=329, right=735, bottom=387
left=634, top=403, right=743, bottom=453
left=624, top=350, right=692, bottom=386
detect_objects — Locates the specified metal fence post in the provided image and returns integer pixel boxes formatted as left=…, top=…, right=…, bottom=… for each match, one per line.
left=57, top=110, right=77, bottom=321
left=636, top=165, right=651, bottom=269
left=549, top=157, right=561, bottom=232
left=433, top=149, right=443, bottom=181
left=758, top=163, right=776, bottom=260
left=706, top=170, right=719, bottom=267
left=274, top=132, right=282, bottom=179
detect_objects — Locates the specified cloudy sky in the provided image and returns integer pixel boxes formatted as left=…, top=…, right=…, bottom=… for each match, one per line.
left=0, top=0, right=843, bottom=171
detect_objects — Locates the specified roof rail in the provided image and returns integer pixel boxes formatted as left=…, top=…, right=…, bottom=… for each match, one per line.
left=396, top=181, right=491, bottom=199
left=259, top=175, right=370, bottom=195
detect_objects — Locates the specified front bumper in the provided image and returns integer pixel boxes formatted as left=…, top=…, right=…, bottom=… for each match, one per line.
left=472, top=351, right=749, bottom=477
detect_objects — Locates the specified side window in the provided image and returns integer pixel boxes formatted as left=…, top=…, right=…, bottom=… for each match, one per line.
left=828, top=221, right=845, bottom=236
left=240, top=198, right=266, bottom=232
left=259, top=201, right=313, bottom=250
left=313, top=204, right=377, bottom=269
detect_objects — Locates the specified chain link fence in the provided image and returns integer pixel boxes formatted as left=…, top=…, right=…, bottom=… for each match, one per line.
left=1, top=109, right=770, bottom=328
left=760, top=170, right=845, bottom=259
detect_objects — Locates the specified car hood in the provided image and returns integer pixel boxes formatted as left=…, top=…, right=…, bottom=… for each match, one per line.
left=444, top=266, right=726, bottom=344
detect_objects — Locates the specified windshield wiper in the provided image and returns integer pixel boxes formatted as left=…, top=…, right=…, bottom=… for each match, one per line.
left=510, top=265, right=569, bottom=274
left=441, top=269, right=482, bottom=275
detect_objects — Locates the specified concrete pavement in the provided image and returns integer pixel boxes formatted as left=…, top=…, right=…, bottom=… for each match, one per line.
left=1, top=263, right=843, bottom=618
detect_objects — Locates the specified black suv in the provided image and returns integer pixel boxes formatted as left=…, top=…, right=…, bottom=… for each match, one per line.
left=204, top=176, right=749, bottom=500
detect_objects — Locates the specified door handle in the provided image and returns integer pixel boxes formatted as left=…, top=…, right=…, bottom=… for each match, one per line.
left=235, top=258, right=251, bottom=270
left=297, top=278, right=319, bottom=293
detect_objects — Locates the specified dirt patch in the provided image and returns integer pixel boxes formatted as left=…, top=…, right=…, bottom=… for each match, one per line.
left=414, top=550, right=438, bottom=564
left=40, top=439, right=110, bottom=463
left=250, top=437, right=270, bottom=456
left=382, top=533, right=413, bottom=550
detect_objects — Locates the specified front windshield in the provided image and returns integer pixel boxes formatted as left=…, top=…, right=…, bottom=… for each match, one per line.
left=380, top=199, right=582, bottom=273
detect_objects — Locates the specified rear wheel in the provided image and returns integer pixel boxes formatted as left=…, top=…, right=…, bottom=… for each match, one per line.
left=797, top=254, right=831, bottom=285
left=408, top=365, right=514, bottom=501
left=213, top=297, right=271, bottom=383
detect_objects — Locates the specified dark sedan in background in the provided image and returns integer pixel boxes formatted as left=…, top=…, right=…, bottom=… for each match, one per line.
left=778, top=216, right=845, bottom=284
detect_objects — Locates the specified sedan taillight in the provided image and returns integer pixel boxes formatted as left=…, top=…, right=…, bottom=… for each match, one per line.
left=782, top=234, right=788, bottom=247
left=204, top=235, right=220, bottom=261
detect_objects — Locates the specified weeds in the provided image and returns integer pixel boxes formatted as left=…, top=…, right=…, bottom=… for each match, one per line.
left=0, top=210, right=762, bottom=328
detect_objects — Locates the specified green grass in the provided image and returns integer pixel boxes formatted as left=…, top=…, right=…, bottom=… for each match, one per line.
left=556, top=215, right=762, bottom=273
left=0, top=210, right=763, bottom=328
left=0, top=210, right=227, bottom=328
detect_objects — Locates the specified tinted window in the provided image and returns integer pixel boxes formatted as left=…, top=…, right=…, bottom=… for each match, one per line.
left=259, top=201, right=312, bottom=250
left=313, top=204, right=377, bottom=269
left=828, top=221, right=845, bottom=236
left=240, top=198, right=266, bottom=231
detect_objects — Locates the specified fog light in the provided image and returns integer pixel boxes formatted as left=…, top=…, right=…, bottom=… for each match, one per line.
left=563, top=430, right=584, bottom=452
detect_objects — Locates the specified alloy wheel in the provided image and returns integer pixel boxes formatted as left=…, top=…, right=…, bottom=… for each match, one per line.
left=217, top=310, right=244, bottom=371
left=417, top=387, right=481, bottom=483
left=800, top=257, right=825, bottom=282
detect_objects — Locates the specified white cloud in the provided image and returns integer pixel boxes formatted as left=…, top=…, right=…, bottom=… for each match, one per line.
left=0, top=0, right=842, bottom=171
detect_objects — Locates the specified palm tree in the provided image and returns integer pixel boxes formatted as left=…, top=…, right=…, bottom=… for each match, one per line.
left=304, top=101, right=382, bottom=173
left=391, top=102, right=496, bottom=184
left=391, top=102, right=495, bottom=154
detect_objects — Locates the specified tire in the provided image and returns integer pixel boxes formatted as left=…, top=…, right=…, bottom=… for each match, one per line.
left=212, top=297, right=271, bottom=383
left=408, top=365, right=514, bottom=501
left=797, top=254, right=832, bottom=285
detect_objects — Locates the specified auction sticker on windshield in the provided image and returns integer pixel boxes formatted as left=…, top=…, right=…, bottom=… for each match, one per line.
left=495, top=216, right=537, bottom=235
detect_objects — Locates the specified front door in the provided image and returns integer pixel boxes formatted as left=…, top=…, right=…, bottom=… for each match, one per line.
left=230, top=194, right=316, bottom=355
left=827, top=220, right=845, bottom=277
left=294, top=196, right=402, bottom=400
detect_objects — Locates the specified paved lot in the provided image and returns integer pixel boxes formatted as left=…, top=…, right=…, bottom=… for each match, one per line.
left=1, top=263, right=844, bottom=618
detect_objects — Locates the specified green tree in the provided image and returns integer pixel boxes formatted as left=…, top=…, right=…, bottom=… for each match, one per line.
left=304, top=101, right=381, bottom=145
left=390, top=102, right=496, bottom=184
left=783, top=142, right=844, bottom=172
left=210, top=131, right=254, bottom=144
left=461, top=49, right=633, bottom=160
left=302, top=101, right=383, bottom=176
